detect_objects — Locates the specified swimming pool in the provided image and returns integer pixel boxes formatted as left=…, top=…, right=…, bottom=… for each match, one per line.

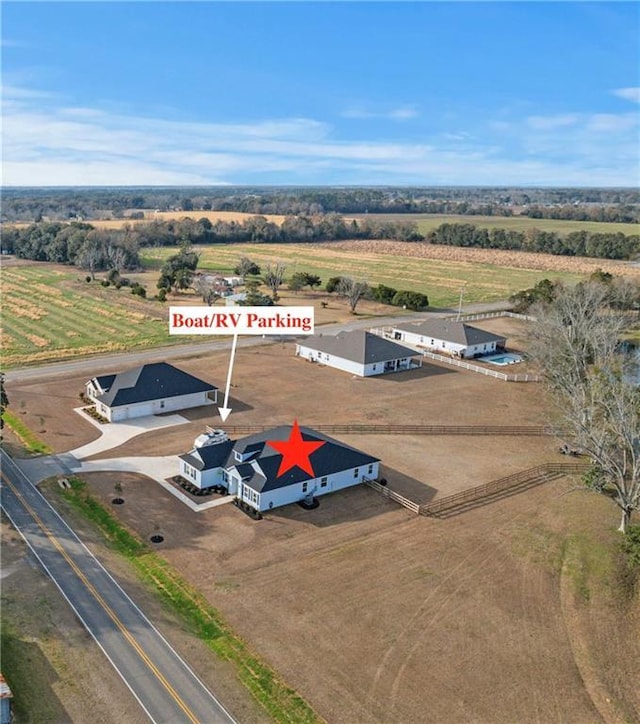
left=483, top=353, right=524, bottom=366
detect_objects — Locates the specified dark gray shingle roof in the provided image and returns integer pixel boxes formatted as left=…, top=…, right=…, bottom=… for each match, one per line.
left=180, top=440, right=234, bottom=471
left=299, top=330, right=417, bottom=365
left=91, top=362, right=216, bottom=408
left=394, top=319, right=506, bottom=346
left=230, top=425, right=380, bottom=493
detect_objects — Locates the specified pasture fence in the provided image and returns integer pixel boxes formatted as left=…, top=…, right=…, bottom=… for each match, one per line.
left=364, top=478, right=421, bottom=514
left=221, top=423, right=554, bottom=437
left=420, top=461, right=590, bottom=518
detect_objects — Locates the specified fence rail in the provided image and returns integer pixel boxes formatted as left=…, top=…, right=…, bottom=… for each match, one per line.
left=448, top=311, right=537, bottom=323
left=222, top=424, right=554, bottom=436
left=420, top=462, right=590, bottom=517
left=419, top=350, right=541, bottom=382
left=364, top=479, right=421, bottom=514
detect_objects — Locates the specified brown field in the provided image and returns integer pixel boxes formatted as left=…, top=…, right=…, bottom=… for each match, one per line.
left=321, top=240, right=640, bottom=278
left=7, top=210, right=288, bottom=230
left=5, top=318, right=639, bottom=723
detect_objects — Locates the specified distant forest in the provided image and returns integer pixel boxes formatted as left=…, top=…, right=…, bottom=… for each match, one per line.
left=4, top=215, right=639, bottom=270
left=2, top=186, right=639, bottom=223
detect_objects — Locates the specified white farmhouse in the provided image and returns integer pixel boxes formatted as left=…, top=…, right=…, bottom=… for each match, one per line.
left=179, top=425, right=380, bottom=513
left=86, top=362, right=218, bottom=422
left=389, top=320, right=506, bottom=359
left=295, top=330, right=421, bottom=377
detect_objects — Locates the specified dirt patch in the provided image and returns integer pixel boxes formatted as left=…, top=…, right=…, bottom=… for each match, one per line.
left=70, top=467, right=639, bottom=723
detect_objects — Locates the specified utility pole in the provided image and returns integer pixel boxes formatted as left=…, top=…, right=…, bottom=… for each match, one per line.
left=456, top=286, right=465, bottom=322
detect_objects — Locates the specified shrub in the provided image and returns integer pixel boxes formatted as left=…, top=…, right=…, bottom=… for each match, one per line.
left=157, top=288, right=167, bottom=302
left=326, top=276, right=344, bottom=294
left=391, top=290, right=429, bottom=310
left=101, top=280, right=110, bottom=287
left=85, top=275, right=92, bottom=282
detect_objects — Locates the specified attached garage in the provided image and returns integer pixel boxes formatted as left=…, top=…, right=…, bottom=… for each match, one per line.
left=86, top=362, right=218, bottom=422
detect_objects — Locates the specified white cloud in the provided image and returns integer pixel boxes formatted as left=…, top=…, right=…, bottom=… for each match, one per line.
left=526, top=114, right=579, bottom=130
left=612, top=87, right=640, bottom=104
left=2, top=84, right=638, bottom=187
left=341, top=106, right=419, bottom=120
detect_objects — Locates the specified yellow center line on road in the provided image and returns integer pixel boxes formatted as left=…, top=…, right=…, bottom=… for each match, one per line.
left=1, top=472, right=202, bottom=724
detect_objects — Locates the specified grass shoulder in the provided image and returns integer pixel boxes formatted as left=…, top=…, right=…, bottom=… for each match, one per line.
left=57, top=477, right=322, bottom=724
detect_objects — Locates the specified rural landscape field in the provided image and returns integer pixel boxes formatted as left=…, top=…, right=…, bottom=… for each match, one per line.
left=4, top=238, right=640, bottom=370
left=3, top=0, right=640, bottom=721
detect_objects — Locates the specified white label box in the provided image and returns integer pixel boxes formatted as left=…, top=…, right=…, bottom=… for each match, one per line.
left=169, top=306, right=314, bottom=335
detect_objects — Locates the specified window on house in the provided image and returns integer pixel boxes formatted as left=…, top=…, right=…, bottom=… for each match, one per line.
left=234, top=450, right=242, bottom=461
left=320, top=477, right=328, bottom=488
left=431, top=339, right=434, bottom=345
left=354, top=468, right=359, bottom=478
left=368, top=464, right=374, bottom=475
left=160, top=400, right=165, bottom=408
left=372, top=364, right=377, bottom=370
left=302, top=482, right=308, bottom=493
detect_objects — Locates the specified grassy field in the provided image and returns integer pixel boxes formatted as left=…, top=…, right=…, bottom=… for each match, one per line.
left=349, top=213, right=639, bottom=237
left=141, top=242, right=590, bottom=306
left=1, top=264, right=176, bottom=367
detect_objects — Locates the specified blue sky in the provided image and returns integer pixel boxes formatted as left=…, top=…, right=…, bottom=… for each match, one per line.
left=2, top=2, right=639, bottom=187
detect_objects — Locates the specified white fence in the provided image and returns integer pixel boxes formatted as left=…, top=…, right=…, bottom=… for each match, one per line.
left=449, top=311, right=537, bottom=322
left=419, top=350, right=540, bottom=382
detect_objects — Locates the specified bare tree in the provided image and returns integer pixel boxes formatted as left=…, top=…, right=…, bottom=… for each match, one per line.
left=263, top=262, right=287, bottom=300
left=529, top=282, right=639, bottom=532
left=192, top=274, right=222, bottom=306
left=337, top=277, right=369, bottom=314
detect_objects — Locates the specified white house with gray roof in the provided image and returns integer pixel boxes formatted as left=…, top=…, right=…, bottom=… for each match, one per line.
left=295, top=330, right=421, bottom=377
left=388, top=320, right=506, bottom=359
left=86, top=362, right=218, bottom=422
left=179, top=425, right=380, bottom=512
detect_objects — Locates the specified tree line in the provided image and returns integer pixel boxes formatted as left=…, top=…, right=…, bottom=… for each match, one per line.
left=2, top=186, right=638, bottom=223
left=426, top=223, right=640, bottom=260
left=4, top=216, right=639, bottom=268
left=2, top=215, right=422, bottom=270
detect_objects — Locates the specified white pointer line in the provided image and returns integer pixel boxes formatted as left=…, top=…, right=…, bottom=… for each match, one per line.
left=218, top=333, right=238, bottom=423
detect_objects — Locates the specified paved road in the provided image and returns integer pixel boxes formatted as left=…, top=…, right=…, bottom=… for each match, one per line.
left=5, top=300, right=511, bottom=383
left=0, top=450, right=235, bottom=724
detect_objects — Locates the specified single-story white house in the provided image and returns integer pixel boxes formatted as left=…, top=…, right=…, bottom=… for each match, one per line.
left=86, top=362, right=218, bottom=422
left=179, top=424, right=380, bottom=512
left=295, top=330, right=421, bottom=377
left=389, top=320, right=506, bottom=359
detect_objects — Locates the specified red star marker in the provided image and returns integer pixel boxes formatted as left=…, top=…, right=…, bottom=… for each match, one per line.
left=267, top=420, right=326, bottom=478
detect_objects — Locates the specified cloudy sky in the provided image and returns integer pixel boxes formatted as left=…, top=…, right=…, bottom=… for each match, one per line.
left=2, top=1, right=639, bottom=187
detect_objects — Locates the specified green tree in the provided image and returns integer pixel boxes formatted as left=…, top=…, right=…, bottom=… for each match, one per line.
left=325, top=276, right=344, bottom=294
left=391, top=291, right=429, bottom=310
left=0, top=373, right=8, bottom=432
left=234, top=256, right=261, bottom=277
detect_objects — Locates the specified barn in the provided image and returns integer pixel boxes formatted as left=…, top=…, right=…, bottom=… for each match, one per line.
left=86, top=362, right=218, bottom=422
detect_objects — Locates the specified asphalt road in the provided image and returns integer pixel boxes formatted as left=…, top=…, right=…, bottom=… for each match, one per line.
left=4, top=300, right=511, bottom=383
left=0, top=450, right=235, bottom=724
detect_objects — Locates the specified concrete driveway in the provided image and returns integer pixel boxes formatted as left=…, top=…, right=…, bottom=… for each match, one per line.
left=70, top=409, right=189, bottom=460
left=72, top=455, right=233, bottom=512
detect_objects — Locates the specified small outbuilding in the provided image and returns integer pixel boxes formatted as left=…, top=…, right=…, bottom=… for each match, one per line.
left=86, top=362, right=218, bottom=422
left=389, top=319, right=506, bottom=359
left=295, top=330, right=421, bottom=377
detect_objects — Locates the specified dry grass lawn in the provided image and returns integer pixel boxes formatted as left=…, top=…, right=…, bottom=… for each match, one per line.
left=5, top=319, right=639, bottom=723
